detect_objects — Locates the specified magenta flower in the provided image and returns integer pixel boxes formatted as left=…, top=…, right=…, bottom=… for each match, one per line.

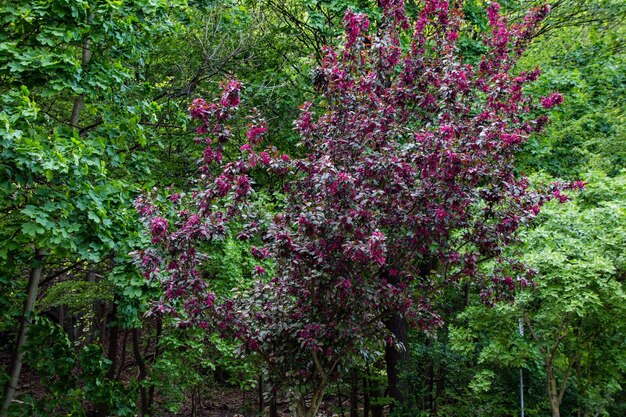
left=541, top=92, right=564, bottom=109
left=246, top=123, right=268, bottom=144
left=220, top=80, right=242, bottom=108
left=150, top=217, right=169, bottom=243
left=189, top=98, right=208, bottom=118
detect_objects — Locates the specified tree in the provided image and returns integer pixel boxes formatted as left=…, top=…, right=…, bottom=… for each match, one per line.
left=518, top=9, right=626, bottom=178
left=450, top=171, right=626, bottom=417
left=135, top=1, right=573, bottom=415
left=520, top=172, right=626, bottom=417
left=0, top=1, right=185, bottom=414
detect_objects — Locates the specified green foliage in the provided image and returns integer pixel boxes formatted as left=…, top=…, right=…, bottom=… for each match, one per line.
left=0, top=1, right=191, bottom=415
left=10, top=317, right=135, bottom=417
left=1, top=0, right=625, bottom=415
left=451, top=172, right=626, bottom=416
left=148, top=326, right=215, bottom=413
left=520, top=21, right=626, bottom=177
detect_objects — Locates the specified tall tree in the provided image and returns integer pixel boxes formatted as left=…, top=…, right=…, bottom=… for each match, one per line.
left=0, top=0, right=185, bottom=413
left=451, top=172, right=626, bottom=417
left=135, top=1, right=576, bottom=415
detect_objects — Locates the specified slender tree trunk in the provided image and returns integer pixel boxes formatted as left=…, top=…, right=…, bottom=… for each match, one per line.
left=295, top=379, right=328, bottom=417
left=382, top=269, right=410, bottom=408
left=362, top=375, right=370, bottom=417
left=258, top=374, right=265, bottom=414
left=269, top=390, right=278, bottom=417
left=350, top=369, right=359, bottom=417
left=96, top=302, right=119, bottom=417
left=426, top=361, right=434, bottom=413
left=362, top=369, right=370, bottom=417
left=1, top=249, right=46, bottom=417
left=545, top=353, right=575, bottom=417
left=548, top=374, right=560, bottom=417
left=70, top=312, right=78, bottom=342
left=58, top=305, right=65, bottom=332
left=70, top=13, right=94, bottom=129
left=215, top=365, right=226, bottom=384
left=106, top=312, right=119, bottom=376
left=191, top=386, right=197, bottom=417
left=86, top=271, right=97, bottom=344
left=116, top=329, right=129, bottom=380
left=546, top=360, right=560, bottom=417
left=147, top=315, right=163, bottom=414
left=435, top=364, right=445, bottom=415
left=384, top=313, right=408, bottom=406
left=132, top=328, right=148, bottom=417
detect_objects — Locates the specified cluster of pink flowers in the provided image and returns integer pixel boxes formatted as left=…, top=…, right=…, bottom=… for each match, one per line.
left=245, top=123, right=267, bottom=144
left=368, top=231, right=387, bottom=266
left=220, top=80, right=242, bottom=108
left=188, top=98, right=210, bottom=118
left=541, top=92, right=564, bottom=108
left=150, top=217, right=169, bottom=243
left=379, top=0, right=409, bottom=29
left=343, top=10, right=369, bottom=50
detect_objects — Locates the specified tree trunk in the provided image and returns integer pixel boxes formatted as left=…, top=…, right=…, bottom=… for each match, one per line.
left=86, top=271, right=97, bottom=344
left=269, top=390, right=278, bottom=417
left=384, top=313, right=408, bottom=407
left=383, top=269, right=410, bottom=408
left=435, top=363, right=445, bottom=415
left=70, top=13, right=94, bottom=129
left=96, top=302, right=119, bottom=417
left=362, top=372, right=370, bottom=417
left=350, top=369, right=359, bottom=417
left=132, top=328, right=148, bottom=417
left=215, top=365, right=226, bottom=384
left=426, top=360, right=434, bottom=413
left=1, top=249, right=46, bottom=417
left=147, top=315, right=163, bottom=414
left=116, top=329, right=129, bottom=380
left=258, top=374, right=265, bottom=414
left=545, top=353, right=574, bottom=417
left=546, top=360, right=560, bottom=417
left=295, top=379, right=327, bottom=417
left=58, top=305, right=65, bottom=333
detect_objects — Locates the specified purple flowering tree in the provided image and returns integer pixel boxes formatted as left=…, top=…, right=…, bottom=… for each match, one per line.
left=134, top=1, right=577, bottom=415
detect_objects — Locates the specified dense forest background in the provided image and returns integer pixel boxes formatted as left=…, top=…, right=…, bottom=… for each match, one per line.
left=1, top=0, right=624, bottom=416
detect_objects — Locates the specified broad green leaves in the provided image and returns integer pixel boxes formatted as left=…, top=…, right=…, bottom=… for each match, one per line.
left=452, top=172, right=626, bottom=416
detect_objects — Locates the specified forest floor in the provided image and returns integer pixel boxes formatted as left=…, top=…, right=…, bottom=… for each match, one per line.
left=6, top=364, right=375, bottom=417
left=161, top=386, right=361, bottom=417
left=1, top=337, right=380, bottom=417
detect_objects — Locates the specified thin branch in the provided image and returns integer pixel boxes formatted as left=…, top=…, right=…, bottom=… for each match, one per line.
left=310, top=348, right=326, bottom=379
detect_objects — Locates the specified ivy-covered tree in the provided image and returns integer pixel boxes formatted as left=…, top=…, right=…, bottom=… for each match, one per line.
left=135, top=1, right=577, bottom=415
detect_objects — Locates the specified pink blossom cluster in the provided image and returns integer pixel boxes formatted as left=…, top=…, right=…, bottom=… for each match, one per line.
left=150, top=217, right=169, bottom=243
left=220, top=80, right=242, bottom=108
left=343, top=10, right=369, bottom=50
left=541, top=92, right=564, bottom=108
